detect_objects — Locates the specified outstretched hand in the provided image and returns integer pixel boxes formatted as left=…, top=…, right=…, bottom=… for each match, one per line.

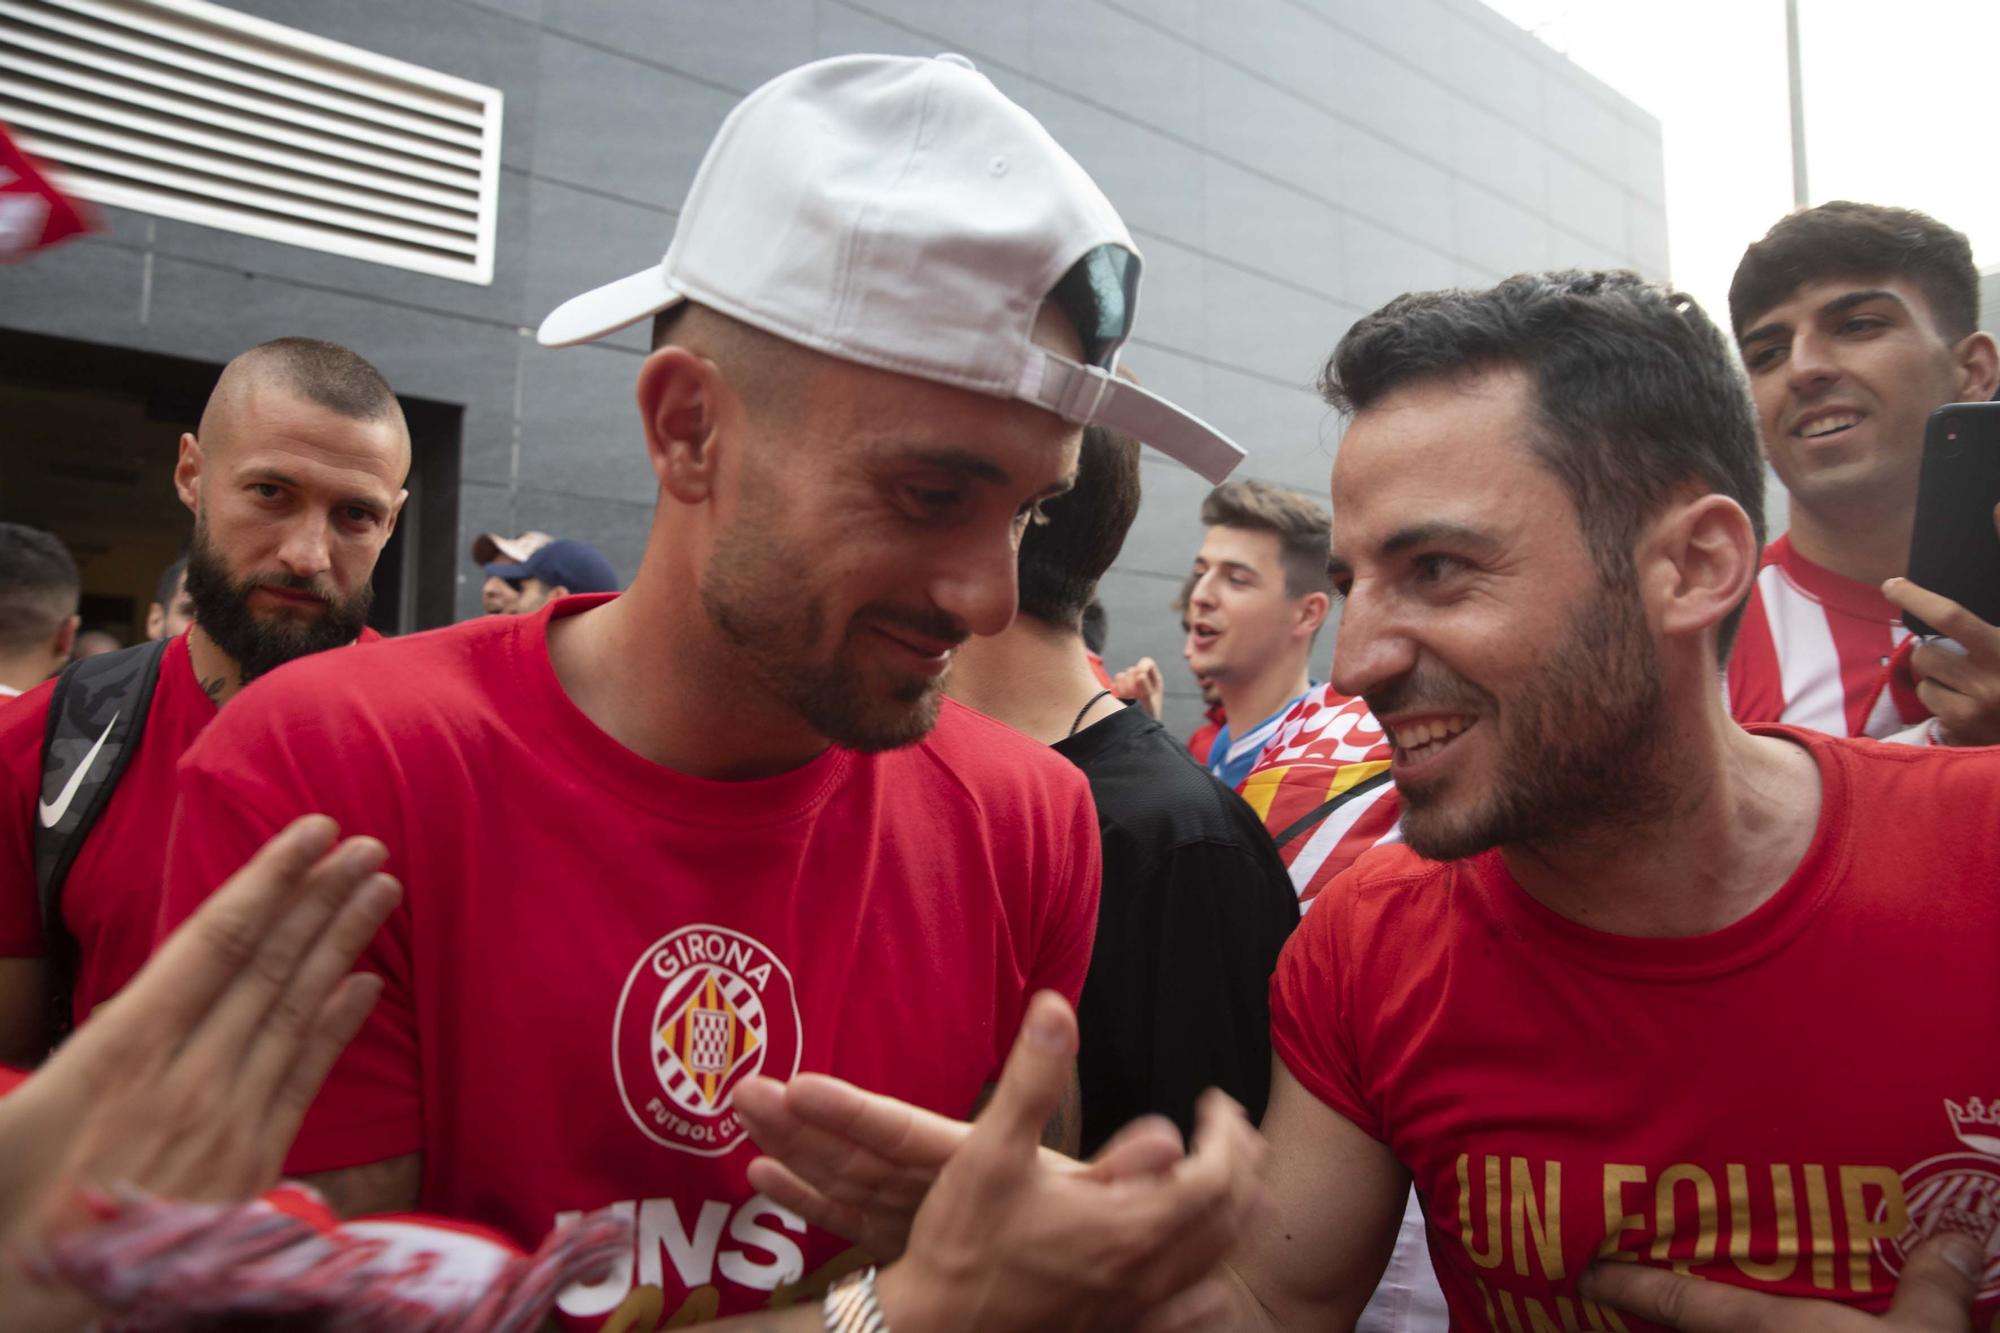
left=744, top=991, right=1268, bottom=1333
left=736, top=1068, right=1183, bottom=1262
left=1582, top=1234, right=1986, bottom=1333
left=0, top=815, right=400, bottom=1325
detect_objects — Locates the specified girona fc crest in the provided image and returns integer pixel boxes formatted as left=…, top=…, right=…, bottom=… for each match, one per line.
left=612, top=925, right=801, bottom=1157
left=1874, top=1099, right=2000, bottom=1301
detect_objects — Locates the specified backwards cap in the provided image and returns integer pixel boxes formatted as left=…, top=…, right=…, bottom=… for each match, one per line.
left=537, top=53, right=1245, bottom=484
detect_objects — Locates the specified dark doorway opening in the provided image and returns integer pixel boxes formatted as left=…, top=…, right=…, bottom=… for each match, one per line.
left=0, top=329, right=462, bottom=643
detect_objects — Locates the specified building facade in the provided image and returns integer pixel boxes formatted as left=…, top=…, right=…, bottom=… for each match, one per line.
left=0, top=0, right=1666, bottom=712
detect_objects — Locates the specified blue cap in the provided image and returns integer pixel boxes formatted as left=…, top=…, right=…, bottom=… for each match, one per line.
left=485, top=538, right=620, bottom=594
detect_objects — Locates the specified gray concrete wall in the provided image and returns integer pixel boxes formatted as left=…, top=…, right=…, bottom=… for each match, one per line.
left=0, top=0, right=1665, bottom=722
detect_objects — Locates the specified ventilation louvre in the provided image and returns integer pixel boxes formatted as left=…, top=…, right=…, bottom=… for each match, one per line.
left=0, top=0, right=503, bottom=283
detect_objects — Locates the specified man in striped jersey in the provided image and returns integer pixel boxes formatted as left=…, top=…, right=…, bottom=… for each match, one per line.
left=1727, top=202, right=2000, bottom=744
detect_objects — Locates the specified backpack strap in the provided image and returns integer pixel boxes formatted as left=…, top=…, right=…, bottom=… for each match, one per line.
left=33, top=637, right=170, bottom=1044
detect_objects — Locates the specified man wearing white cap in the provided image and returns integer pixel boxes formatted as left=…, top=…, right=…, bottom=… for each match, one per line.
left=158, top=53, right=1263, bottom=1330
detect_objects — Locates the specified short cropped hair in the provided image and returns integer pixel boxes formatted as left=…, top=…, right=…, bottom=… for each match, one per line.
left=1200, top=479, right=1331, bottom=599
left=1017, top=425, right=1142, bottom=632
left=1729, top=201, right=1980, bottom=341
left=0, top=523, right=81, bottom=654
left=1322, top=270, right=1765, bottom=658
left=153, top=555, right=187, bottom=610
left=245, top=336, right=401, bottom=420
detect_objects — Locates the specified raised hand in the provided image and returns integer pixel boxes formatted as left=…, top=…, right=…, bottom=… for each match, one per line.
left=0, top=813, right=399, bottom=1323
left=863, top=991, right=1269, bottom=1332
left=1112, top=656, right=1167, bottom=721
left=1885, top=503, right=2000, bottom=745
left=736, top=1070, right=1184, bottom=1262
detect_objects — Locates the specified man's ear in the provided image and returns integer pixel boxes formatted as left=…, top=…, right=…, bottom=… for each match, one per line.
left=1294, top=590, right=1331, bottom=640
left=636, top=347, right=732, bottom=505
left=173, top=434, right=204, bottom=515
left=383, top=488, right=410, bottom=541
left=53, top=614, right=79, bottom=664
left=548, top=584, right=572, bottom=600
left=1952, top=330, right=1999, bottom=403
left=1642, top=492, right=1759, bottom=645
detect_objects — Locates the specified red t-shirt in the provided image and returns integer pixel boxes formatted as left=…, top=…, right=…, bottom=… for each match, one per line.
left=0, top=631, right=382, bottom=1021
left=1728, top=536, right=1928, bottom=742
left=1186, top=704, right=1225, bottom=764
left=1272, top=727, right=2000, bottom=1331
left=157, top=596, right=1101, bottom=1328
left=1239, top=684, right=1403, bottom=910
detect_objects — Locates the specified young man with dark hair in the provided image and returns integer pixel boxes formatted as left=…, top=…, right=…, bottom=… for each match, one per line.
left=749, top=270, right=2000, bottom=1332
left=947, top=424, right=1298, bottom=1156
left=1727, top=201, right=2000, bottom=744
left=1187, top=479, right=1333, bottom=788
left=0, top=338, right=407, bottom=1063
left=0, top=525, right=80, bottom=700
left=157, top=55, right=1265, bottom=1332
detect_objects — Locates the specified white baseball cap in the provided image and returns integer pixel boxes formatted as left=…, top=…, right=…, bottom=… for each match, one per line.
left=537, top=52, right=1245, bottom=484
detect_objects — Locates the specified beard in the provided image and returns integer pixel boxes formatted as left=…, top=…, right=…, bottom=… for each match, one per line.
left=698, top=502, right=958, bottom=754
left=1373, top=575, right=1673, bottom=862
left=184, top=522, right=374, bottom=687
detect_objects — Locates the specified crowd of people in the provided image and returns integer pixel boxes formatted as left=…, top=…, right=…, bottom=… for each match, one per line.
left=0, top=48, right=1994, bottom=1333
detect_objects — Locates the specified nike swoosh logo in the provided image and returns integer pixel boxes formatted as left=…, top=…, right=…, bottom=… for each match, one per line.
left=38, top=712, right=119, bottom=829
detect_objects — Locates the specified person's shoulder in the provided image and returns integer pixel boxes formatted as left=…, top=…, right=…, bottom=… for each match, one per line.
left=898, top=697, right=1092, bottom=809
left=238, top=616, right=509, bottom=712
left=1300, top=843, right=1456, bottom=940
left=1795, top=725, right=2000, bottom=797
left=195, top=617, right=519, bottom=766
left=1077, top=708, right=1260, bottom=836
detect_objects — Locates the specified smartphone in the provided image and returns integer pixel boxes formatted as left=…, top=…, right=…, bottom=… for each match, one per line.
left=1903, top=400, right=2000, bottom=636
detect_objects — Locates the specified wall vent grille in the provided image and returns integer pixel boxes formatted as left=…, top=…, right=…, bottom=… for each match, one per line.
left=0, top=0, right=503, bottom=283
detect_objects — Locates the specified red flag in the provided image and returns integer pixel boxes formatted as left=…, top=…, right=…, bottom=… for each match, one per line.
left=0, top=119, right=98, bottom=259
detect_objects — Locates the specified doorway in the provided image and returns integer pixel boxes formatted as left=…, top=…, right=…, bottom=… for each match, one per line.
left=0, top=329, right=461, bottom=643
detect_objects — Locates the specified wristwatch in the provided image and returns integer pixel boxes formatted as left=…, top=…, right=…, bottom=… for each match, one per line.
left=822, top=1265, right=889, bottom=1333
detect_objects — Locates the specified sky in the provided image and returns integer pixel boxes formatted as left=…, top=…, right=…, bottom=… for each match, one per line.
left=1480, top=0, right=2000, bottom=331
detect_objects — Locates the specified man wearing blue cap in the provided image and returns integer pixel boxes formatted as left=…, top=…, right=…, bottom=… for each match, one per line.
left=483, top=538, right=620, bottom=616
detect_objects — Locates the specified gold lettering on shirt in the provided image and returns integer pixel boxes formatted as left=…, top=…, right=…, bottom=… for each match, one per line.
left=1495, top=1283, right=1528, bottom=1333
left=602, top=1286, right=665, bottom=1333
left=1510, top=1157, right=1565, bottom=1280
left=1840, top=1165, right=1910, bottom=1293
left=1726, top=1162, right=1800, bottom=1282
left=1652, top=1163, right=1719, bottom=1276
left=1804, top=1164, right=1836, bottom=1289
left=1600, top=1164, right=1647, bottom=1261
left=1460, top=1152, right=1505, bottom=1269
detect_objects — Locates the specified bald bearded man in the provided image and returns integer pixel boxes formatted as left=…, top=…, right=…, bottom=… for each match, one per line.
left=0, top=337, right=409, bottom=1064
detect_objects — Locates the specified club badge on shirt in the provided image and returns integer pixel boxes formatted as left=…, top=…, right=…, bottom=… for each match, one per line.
left=613, top=925, right=801, bottom=1157
left=1881, top=1097, right=2000, bottom=1299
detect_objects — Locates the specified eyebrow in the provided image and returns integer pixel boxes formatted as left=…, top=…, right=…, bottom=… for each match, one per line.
left=900, top=448, right=1012, bottom=487
left=1739, top=288, right=1908, bottom=348
left=1327, top=521, right=1502, bottom=579
left=241, top=466, right=387, bottom=517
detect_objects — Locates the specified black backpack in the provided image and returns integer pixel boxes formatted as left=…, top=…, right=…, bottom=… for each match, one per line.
left=32, top=638, right=169, bottom=1045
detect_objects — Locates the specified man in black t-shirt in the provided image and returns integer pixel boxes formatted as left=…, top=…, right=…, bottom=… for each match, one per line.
left=946, top=423, right=1298, bottom=1152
